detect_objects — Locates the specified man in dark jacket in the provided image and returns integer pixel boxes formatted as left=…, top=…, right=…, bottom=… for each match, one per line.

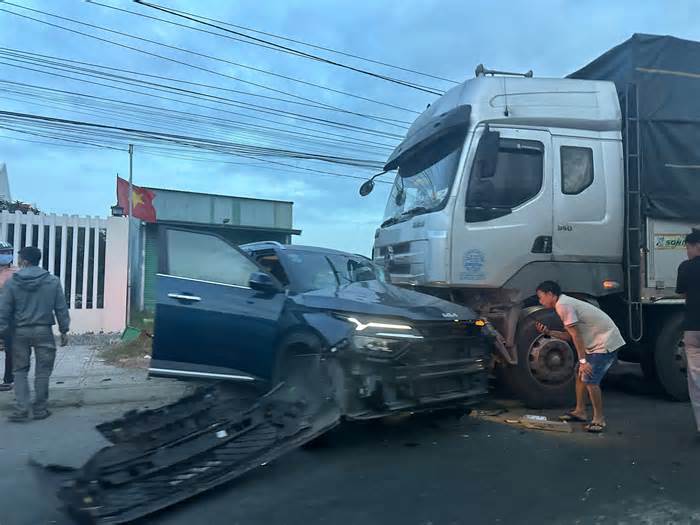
left=0, top=246, right=70, bottom=422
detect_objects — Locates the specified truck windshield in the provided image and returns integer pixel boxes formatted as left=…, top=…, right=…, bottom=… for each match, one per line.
left=382, top=130, right=465, bottom=225
left=283, top=250, right=387, bottom=292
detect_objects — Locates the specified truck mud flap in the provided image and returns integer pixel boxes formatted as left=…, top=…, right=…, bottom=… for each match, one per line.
left=59, top=378, right=340, bottom=524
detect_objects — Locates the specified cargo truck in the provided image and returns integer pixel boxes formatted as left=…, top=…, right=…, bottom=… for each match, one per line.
left=362, top=34, right=700, bottom=407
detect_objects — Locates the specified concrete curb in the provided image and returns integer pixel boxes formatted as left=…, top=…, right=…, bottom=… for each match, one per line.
left=0, top=382, right=194, bottom=411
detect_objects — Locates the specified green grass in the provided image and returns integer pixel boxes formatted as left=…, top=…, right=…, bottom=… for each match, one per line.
left=100, top=333, right=152, bottom=365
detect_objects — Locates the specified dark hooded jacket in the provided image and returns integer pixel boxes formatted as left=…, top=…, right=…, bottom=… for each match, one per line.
left=0, top=266, right=70, bottom=335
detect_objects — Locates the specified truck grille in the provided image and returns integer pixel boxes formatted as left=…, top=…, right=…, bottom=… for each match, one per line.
left=378, top=242, right=411, bottom=256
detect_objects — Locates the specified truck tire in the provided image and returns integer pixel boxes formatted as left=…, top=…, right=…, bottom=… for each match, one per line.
left=502, top=309, right=576, bottom=408
left=653, top=312, right=689, bottom=401
left=639, top=347, right=659, bottom=383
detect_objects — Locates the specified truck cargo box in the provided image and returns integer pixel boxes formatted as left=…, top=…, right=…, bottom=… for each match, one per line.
left=570, top=33, right=700, bottom=223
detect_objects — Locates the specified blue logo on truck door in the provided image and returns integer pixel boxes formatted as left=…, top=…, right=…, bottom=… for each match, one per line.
left=461, top=249, right=485, bottom=280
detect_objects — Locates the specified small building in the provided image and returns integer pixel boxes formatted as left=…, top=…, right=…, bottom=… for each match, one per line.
left=130, top=187, right=300, bottom=313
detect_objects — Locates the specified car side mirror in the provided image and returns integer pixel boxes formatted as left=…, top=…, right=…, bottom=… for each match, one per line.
left=249, top=272, right=280, bottom=293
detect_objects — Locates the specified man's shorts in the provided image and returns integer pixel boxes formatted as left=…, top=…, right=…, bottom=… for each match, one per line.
left=577, top=351, right=618, bottom=385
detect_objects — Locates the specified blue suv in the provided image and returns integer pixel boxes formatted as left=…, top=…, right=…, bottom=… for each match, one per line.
left=150, top=227, right=489, bottom=419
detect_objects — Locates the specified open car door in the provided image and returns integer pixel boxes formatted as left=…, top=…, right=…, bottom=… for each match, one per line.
left=150, top=227, right=286, bottom=383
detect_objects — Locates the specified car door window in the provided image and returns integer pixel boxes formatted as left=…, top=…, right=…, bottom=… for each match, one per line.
left=255, top=254, right=290, bottom=286
left=166, top=229, right=258, bottom=287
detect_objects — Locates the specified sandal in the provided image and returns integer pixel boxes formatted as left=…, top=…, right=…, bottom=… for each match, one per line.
left=585, top=422, right=606, bottom=433
left=559, top=412, right=587, bottom=423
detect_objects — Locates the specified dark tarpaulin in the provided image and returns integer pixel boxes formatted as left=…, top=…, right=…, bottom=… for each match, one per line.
left=570, top=33, right=700, bottom=221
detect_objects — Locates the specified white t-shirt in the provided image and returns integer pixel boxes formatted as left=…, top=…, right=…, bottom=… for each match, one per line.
left=555, top=294, right=625, bottom=354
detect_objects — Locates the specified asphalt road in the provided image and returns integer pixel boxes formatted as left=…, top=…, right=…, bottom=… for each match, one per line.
left=2, top=364, right=699, bottom=525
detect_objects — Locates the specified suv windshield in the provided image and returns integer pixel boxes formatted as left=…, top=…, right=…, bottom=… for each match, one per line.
left=282, top=250, right=387, bottom=292
left=382, top=130, right=466, bottom=225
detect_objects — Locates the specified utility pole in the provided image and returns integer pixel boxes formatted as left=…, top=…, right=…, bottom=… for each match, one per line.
left=126, top=144, right=134, bottom=325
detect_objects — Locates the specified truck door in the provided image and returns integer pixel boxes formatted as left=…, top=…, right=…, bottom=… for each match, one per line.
left=452, top=126, right=553, bottom=287
left=150, top=227, right=286, bottom=383
left=551, top=135, right=622, bottom=261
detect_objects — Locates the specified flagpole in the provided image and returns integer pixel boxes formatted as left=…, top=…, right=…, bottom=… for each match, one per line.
left=126, top=144, right=134, bottom=325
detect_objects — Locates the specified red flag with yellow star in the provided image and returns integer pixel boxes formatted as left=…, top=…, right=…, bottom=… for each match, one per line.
left=116, top=177, right=157, bottom=223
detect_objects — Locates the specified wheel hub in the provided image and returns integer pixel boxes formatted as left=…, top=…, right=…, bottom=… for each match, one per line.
left=528, top=335, right=575, bottom=385
left=675, top=337, right=688, bottom=375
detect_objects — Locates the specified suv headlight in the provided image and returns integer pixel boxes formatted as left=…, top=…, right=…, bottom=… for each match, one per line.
left=335, top=315, right=423, bottom=357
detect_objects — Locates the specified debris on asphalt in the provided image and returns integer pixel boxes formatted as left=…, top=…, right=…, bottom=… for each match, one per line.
left=474, top=408, right=508, bottom=418
left=472, top=410, right=574, bottom=433
left=58, top=380, right=341, bottom=524
left=518, top=416, right=572, bottom=433
left=581, top=487, right=594, bottom=502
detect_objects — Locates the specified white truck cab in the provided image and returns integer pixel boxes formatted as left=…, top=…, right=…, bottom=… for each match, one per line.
left=366, top=56, right=697, bottom=407
left=375, top=76, right=624, bottom=295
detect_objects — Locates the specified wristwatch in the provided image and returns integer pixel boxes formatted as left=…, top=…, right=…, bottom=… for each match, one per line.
left=579, top=358, right=587, bottom=364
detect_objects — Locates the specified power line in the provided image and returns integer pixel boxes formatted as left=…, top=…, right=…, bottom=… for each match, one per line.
left=0, top=46, right=403, bottom=121
left=0, top=2, right=412, bottom=129
left=0, top=124, right=126, bottom=151
left=133, top=0, right=445, bottom=96
left=0, top=59, right=406, bottom=142
left=0, top=80, right=395, bottom=155
left=0, top=129, right=390, bottom=185
left=0, top=93, right=369, bottom=158
left=0, top=131, right=127, bottom=151
left=125, top=1, right=461, bottom=85
left=137, top=148, right=390, bottom=184
left=86, top=0, right=422, bottom=114
left=0, top=110, right=386, bottom=169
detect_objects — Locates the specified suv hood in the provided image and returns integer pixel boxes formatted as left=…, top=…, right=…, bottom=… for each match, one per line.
left=293, top=280, right=478, bottom=322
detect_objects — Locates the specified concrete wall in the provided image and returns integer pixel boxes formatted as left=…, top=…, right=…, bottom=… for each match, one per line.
left=147, top=188, right=294, bottom=230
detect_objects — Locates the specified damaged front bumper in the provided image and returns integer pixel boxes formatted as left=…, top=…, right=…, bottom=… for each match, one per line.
left=60, top=379, right=340, bottom=524
left=335, top=321, right=491, bottom=419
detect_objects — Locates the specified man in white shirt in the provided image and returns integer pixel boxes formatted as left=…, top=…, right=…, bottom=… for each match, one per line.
left=535, top=281, right=625, bottom=433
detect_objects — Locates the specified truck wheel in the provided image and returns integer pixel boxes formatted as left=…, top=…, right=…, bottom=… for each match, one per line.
left=639, top=347, right=658, bottom=383
left=654, top=313, right=689, bottom=401
left=503, top=309, right=576, bottom=408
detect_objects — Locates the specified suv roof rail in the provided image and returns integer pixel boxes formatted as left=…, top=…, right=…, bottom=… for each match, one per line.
left=240, top=241, right=285, bottom=250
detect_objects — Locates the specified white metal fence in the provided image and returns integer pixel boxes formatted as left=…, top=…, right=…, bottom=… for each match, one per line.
left=0, top=211, right=129, bottom=334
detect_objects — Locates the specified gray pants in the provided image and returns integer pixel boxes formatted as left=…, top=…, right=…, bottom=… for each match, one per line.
left=12, top=325, right=56, bottom=414
left=685, top=331, right=700, bottom=432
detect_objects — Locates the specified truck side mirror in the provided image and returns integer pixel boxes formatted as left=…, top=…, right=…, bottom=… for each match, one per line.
left=474, top=129, right=500, bottom=179
left=359, top=180, right=375, bottom=196
left=249, top=272, right=280, bottom=294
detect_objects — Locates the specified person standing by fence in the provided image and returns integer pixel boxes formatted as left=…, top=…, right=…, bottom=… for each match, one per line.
left=0, top=241, right=16, bottom=391
left=0, top=246, right=70, bottom=422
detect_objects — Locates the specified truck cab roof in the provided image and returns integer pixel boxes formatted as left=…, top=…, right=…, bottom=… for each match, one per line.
left=407, top=75, right=621, bottom=137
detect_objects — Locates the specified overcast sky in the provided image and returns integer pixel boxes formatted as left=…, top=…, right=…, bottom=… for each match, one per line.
left=1, top=0, right=699, bottom=255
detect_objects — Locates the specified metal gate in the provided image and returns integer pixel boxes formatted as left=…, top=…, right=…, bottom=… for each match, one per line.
left=0, top=211, right=129, bottom=334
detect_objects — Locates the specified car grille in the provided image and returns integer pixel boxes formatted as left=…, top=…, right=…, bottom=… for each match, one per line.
left=396, top=321, right=488, bottom=363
